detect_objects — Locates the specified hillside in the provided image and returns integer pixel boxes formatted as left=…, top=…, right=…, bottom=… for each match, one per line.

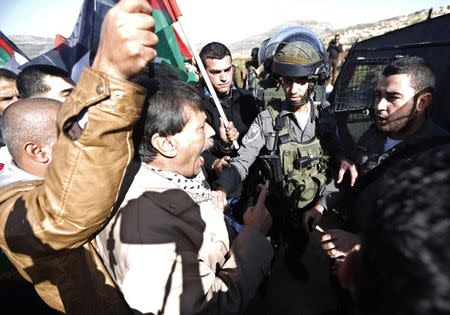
left=333, top=5, right=450, bottom=51
left=230, top=5, right=450, bottom=58
left=7, top=5, right=450, bottom=60
left=226, top=20, right=335, bottom=57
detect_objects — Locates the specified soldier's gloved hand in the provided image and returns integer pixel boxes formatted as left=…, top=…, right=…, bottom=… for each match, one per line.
left=92, top=0, right=158, bottom=80
left=320, top=229, right=361, bottom=259
left=337, top=159, right=358, bottom=187
left=244, top=182, right=272, bottom=235
left=219, top=118, right=239, bottom=146
left=212, top=156, right=231, bottom=176
left=302, top=204, right=324, bottom=232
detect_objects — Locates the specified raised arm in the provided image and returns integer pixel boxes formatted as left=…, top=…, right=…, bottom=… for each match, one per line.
left=0, top=0, right=158, bottom=251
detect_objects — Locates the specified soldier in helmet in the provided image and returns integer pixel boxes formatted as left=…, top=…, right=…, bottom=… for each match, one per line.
left=214, top=26, right=356, bottom=279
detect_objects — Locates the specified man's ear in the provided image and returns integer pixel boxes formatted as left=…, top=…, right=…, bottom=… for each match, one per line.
left=23, top=142, right=50, bottom=163
left=150, top=133, right=177, bottom=158
left=416, top=92, right=432, bottom=112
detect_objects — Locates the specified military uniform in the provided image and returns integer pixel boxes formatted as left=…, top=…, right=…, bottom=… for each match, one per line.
left=215, top=98, right=345, bottom=269
left=216, top=99, right=344, bottom=195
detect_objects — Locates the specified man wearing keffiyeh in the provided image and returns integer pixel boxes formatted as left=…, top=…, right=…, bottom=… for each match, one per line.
left=96, top=79, right=274, bottom=314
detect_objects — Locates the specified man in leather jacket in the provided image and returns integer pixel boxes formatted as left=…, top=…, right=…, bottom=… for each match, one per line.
left=0, top=0, right=158, bottom=313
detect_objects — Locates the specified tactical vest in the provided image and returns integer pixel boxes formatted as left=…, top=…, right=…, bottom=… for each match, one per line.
left=267, top=103, right=329, bottom=210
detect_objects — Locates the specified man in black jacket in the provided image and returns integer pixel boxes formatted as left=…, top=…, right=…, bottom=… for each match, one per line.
left=198, top=42, right=259, bottom=204
left=315, top=56, right=450, bottom=260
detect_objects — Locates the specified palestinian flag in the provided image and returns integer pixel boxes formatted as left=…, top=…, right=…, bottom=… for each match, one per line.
left=22, top=0, right=193, bottom=82
left=54, top=34, right=67, bottom=49
left=149, top=0, right=192, bottom=81
left=20, top=0, right=99, bottom=82
left=0, top=31, right=29, bottom=70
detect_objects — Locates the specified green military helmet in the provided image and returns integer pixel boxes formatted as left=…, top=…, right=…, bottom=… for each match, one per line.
left=265, top=26, right=330, bottom=84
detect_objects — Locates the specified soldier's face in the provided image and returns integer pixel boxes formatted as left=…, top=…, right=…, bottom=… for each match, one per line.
left=281, top=77, right=309, bottom=106
left=204, top=56, right=233, bottom=96
left=374, top=74, right=420, bottom=136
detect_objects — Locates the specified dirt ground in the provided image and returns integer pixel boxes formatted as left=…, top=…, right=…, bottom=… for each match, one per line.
left=246, top=212, right=351, bottom=315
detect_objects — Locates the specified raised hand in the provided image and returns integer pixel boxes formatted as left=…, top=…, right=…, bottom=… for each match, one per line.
left=243, top=182, right=272, bottom=235
left=336, top=159, right=358, bottom=187
left=92, top=0, right=158, bottom=80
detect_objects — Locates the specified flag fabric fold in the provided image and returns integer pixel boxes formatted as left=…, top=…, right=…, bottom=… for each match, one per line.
left=9, top=0, right=193, bottom=82
left=149, top=0, right=191, bottom=81
left=19, top=0, right=98, bottom=82
left=0, top=31, right=29, bottom=71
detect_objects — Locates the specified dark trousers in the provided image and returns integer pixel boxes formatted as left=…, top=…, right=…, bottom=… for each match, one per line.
left=283, top=208, right=310, bottom=263
left=266, top=194, right=309, bottom=261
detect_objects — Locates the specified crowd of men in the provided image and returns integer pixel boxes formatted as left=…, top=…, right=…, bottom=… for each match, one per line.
left=0, top=0, right=449, bottom=314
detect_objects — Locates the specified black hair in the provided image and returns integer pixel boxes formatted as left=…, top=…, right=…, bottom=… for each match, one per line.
left=17, top=64, right=70, bottom=98
left=382, top=56, right=435, bottom=94
left=199, top=42, right=231, bottom=65
left=137, top=79, right=204, bottom=163
left=146, top=62, right=180, bottom=80
left=0, top=68, right=17, bottom=80
left=357, top=144, right=450, bottom=315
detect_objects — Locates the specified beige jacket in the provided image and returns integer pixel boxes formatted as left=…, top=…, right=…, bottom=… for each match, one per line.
left=0, top=68, right=146, bottom=314
left=96, top=163, right=274, bottom=314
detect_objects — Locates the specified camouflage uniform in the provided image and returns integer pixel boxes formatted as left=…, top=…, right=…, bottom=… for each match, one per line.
left=215, top=99, right=344, bottom=264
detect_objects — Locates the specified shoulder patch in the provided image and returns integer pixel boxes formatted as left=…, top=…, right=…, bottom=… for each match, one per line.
left=242, top=124, right=261, bottom=145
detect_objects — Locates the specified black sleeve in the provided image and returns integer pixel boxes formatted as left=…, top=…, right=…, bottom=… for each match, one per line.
left=318, top=109, right=346, bottom=167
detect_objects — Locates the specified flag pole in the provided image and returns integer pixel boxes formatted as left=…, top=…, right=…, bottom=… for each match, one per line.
left=175, top=17, right=239, bottom=150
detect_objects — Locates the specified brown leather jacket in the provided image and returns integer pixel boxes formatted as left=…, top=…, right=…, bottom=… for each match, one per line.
left=0, top=68, right=146, bottom=314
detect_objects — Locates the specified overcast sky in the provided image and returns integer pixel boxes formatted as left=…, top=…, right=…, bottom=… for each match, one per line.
left=1, top=0, right=448, bottom=44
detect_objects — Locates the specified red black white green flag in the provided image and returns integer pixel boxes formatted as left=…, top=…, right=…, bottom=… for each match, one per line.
left=149, top=0, right=192, bottom=81
left=0, top=31, right=29, bottom=70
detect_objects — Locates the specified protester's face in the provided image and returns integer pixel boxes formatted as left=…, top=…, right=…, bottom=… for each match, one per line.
left=41, top=75, right=74, bottom=102
left=173, top=107, right=215, bottom=177
left=335, top=36, right=340, bottom=43
left=0, top=79, right=19, bottom=114
left=374, top=74, right=418, bottom=135
left=204, top=56, right=233, bottom=95
left=281, top=77, right=309, bottom=106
